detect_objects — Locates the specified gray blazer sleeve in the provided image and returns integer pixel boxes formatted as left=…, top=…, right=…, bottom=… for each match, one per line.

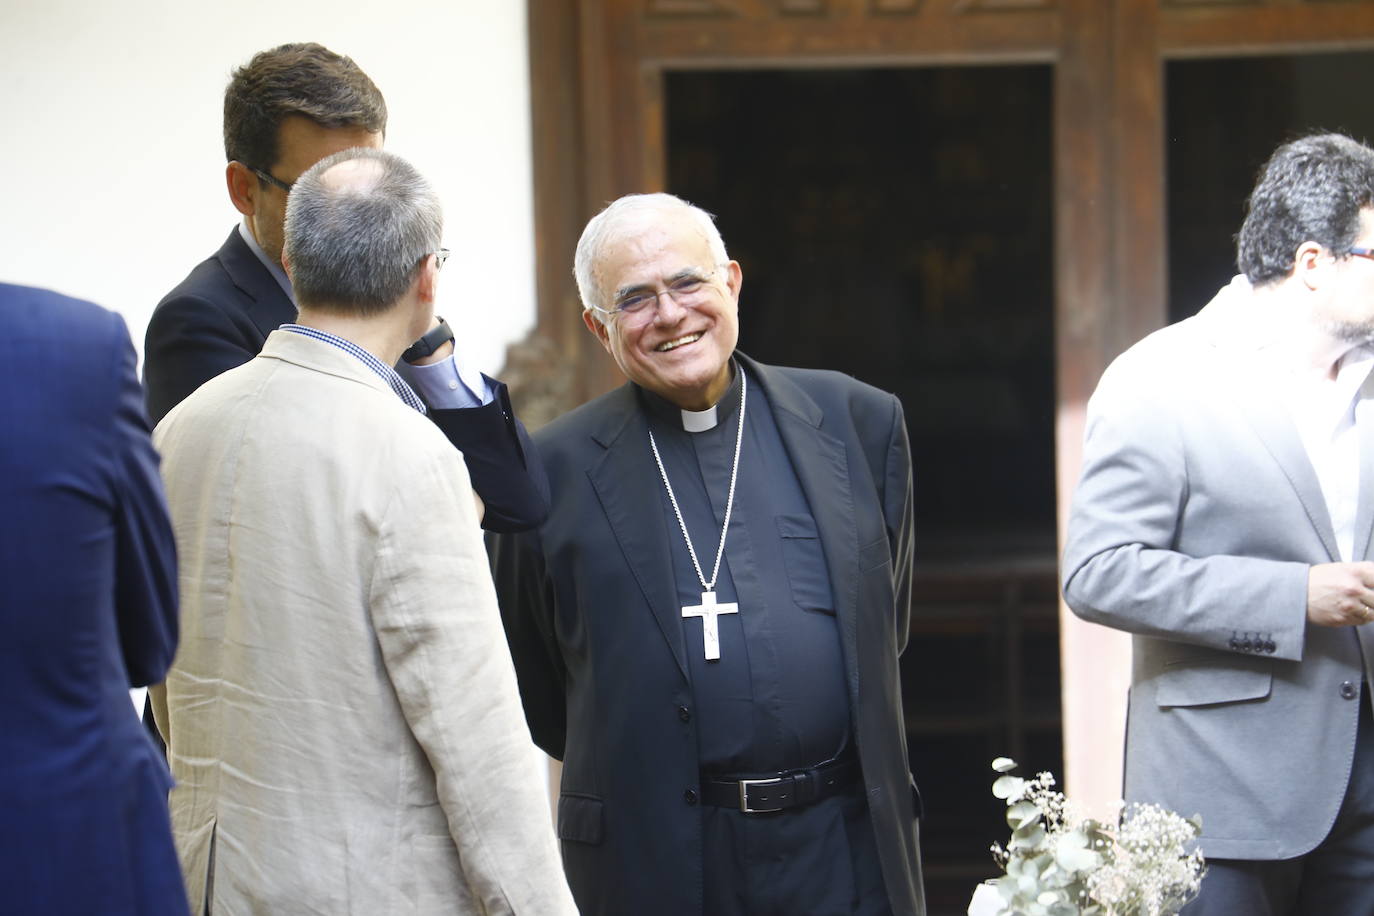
left=1061, top=346, right=1310, bottom=661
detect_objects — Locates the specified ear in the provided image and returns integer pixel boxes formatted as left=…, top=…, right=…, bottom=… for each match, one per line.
left=415, top=255, right=439, bottom=304
left=1294, top=240, right=1327, bottom=291
left=226, top=161, right=258, bottom=217
left=582, top=309, right=613, bottom=352
left=280, top=249, right=292, bottom=282
left=723, top=260, right=743, bottom=305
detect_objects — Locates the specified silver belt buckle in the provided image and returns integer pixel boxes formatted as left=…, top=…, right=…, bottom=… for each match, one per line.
left=738, top=775, right=787, bottom=813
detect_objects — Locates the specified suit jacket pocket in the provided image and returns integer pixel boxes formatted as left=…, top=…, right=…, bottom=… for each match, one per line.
left=557, top=793, right=604, bottom=845
left=1155, top=655, right=1272, bottom=708
left=777, top=515, right=835, bottom=614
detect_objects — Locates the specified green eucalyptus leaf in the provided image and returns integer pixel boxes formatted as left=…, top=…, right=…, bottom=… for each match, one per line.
left=993, top=775, right=1026, bottom=801
left=992, top=757, right=1018, bottom=773
left=1009, top=824, right=1047, bottom=850
left=1007, top=800, right=1040, bottom=829
left=1059, top=829, right=1088, bottom=849
left=1054, top=837, right=1101, bottom=873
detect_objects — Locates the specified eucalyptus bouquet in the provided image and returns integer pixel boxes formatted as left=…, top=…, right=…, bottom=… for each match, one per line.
left=971, top=758, right=1206, bottom=916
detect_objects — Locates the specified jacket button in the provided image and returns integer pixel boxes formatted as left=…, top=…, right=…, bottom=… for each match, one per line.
left=1229, top=637, right=1241, bottom=650
left=1240, top=638, right=1253, bottom=652
left=1341, top=681, right=1359, bottom=700
left=1265, top=640, right=1277, bottom=654
left=683, top=788, right=698, bottom=805
left=678, top=705, right=691, bottom=722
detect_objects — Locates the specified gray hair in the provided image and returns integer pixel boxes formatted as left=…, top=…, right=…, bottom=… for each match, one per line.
left=573, top=192, right=729, bottom=321
left=284, top=147, right=442, bottom=315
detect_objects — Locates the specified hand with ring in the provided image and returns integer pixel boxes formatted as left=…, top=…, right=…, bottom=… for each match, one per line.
left=1307, top=562, right=1374, bottom=627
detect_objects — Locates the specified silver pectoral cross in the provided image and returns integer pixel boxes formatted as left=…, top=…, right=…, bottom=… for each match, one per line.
left=682, top=590, right=739, bottom=661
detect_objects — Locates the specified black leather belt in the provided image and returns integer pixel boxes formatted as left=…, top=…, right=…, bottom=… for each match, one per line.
left=700, top=756, right=860, bottom=814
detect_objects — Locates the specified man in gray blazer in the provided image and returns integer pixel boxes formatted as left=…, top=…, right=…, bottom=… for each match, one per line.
left=1063, top=132, right=1374, bottom=913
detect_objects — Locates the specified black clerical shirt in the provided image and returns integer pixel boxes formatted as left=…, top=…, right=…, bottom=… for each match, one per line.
left=642, top=364, right=851, bottom=775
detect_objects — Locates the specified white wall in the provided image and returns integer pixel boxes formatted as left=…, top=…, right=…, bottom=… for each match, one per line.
left=0, top=0, right=536, bottom=376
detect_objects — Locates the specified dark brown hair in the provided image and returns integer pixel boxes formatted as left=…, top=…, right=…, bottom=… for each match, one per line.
left=223, top=42, right=387, bottom=172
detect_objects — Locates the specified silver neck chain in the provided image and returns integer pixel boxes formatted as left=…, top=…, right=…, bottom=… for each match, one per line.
left=647, top=371, right=747, bottom=592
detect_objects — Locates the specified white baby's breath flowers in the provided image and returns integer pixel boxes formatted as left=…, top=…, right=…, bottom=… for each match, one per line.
left=1086, top=803, right=1206, bottom=916
left=981, top=759, right=1205, bottom=916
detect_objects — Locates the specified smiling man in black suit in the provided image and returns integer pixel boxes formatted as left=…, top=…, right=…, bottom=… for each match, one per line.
left=490, top=192, right=926, bottom=916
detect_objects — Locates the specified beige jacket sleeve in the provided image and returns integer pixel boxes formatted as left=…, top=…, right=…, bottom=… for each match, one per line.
left=369, top=442, right=577, bottom=915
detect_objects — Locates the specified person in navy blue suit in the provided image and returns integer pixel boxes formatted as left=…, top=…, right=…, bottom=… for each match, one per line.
left=0, top=282, right=187, bottom=916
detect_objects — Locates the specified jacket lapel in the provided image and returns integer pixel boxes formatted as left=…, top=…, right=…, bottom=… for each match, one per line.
left=742, top=356, right=862, bottom=710
left=586, top=387, right=690, bottom=680
left=217, top=228, right=297, bottom=341
left=1200, top=291, right=1341, bottom=561
left=1230, top=371, right=1341, bottom=562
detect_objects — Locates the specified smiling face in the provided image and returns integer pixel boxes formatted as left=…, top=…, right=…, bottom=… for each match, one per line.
left=582, top=208, right=741, bottom=410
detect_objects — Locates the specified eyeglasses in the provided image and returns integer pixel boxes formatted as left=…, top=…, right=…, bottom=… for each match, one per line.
left=248, top=165, right=293, bottom=194
left=589, top=266, right=722, bottom=325
left=1349, top=247, right=1374, bottom=262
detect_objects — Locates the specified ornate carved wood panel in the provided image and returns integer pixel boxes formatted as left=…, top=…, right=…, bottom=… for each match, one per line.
left=635, top=0, right=1060, bottom=63
left=871, top=0, right=926, bottom=14
left=1160, top=0, right=1374, bottom=52
left=645, top=0, right=739, bottom=15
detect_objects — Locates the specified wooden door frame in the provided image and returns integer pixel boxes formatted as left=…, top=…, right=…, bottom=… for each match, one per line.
left=513, top=0, right=1374, bottom=809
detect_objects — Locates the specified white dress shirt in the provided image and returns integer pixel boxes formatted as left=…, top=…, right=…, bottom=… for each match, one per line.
left=1286, top=345, right=1374, bottom=562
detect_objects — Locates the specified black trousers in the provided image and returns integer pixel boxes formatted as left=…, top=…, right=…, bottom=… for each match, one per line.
left=1181, top=690, right=1374, bottom=916
left=701, top=783, right=893, bottom=916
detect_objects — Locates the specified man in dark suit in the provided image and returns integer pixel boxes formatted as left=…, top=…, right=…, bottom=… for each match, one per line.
left=490, top=193, right=926, bottom=916
left=0, top=282, right=187, bottom=916
left=144, top=42, right=546, bottom=531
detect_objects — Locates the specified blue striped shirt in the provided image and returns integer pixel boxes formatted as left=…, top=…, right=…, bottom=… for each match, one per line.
left=280, top=324, right=427, bottom=415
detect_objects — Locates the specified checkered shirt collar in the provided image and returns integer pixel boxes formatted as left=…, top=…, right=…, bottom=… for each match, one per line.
left=280, top=324, right=427, bottom=415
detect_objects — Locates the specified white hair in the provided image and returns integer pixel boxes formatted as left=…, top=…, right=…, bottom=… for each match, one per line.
left=573, top=192, right=729, bottom=322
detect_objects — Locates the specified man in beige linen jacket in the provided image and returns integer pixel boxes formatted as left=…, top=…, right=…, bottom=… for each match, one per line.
left=151, top=147, right=575, bottom=915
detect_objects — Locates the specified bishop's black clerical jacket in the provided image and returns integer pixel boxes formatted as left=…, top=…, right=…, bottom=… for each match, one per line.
left=489, top=354, right=925, bottom=916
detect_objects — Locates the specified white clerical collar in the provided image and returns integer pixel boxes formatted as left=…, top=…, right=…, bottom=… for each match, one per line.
left=681, top=404, right=718, bottom=432
left=639, top=359, right=744, bottom=434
